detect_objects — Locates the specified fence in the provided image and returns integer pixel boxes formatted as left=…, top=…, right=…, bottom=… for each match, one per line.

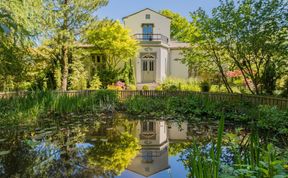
left=0, top=90, right=288, bottom=109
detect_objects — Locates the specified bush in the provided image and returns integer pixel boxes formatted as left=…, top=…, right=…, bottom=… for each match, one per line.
left=167, top=85, right=178, bottom=91
left=107, top=85, right=122, bottom=90
left=155, top=85, right=162, bottom=91
left=142, top=85, right=149, bottom=90
left=127, top=84, right=137, bottom=90
left=98, top=68, right=119, bottom=88
left=200, top=81, right=211, bottom=92
left=281, top=79, right=288, bottom=97
left=90, top=74, right=102, bottom=89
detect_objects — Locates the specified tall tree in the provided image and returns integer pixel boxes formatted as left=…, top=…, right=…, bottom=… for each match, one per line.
left=42, top=0, right=108, bottom=91
left=0, top=0, right=43, bottom=91
left=185, top=10, right=234, bottom=93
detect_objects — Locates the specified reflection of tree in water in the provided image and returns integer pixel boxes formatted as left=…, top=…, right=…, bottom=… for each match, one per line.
left=0, top=116, right=140, bottom=177
left=0, top=130, right=37, bottom=177
left=87, top=131, right=140, bottom=176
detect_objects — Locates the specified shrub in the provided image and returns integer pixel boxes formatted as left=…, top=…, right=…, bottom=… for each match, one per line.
left=98, top=68, right=119, bottom=88
left=200, top=81, right=211, bottom=92
left=142, top=85, right=149, bottom=90
left=90, top=74, right=102, bottom=89
left=107, top=85, right=122, bottom=90
left=281, top=79, right=288, bottom=97
left=167, top=85, right=178, bottom=91
left=155, top=85, right=162, bottom=91
left=127, top=84, right=137, bottom=90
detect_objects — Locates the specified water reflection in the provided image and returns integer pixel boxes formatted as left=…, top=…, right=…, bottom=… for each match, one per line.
left=0, top=115, right=219, bottom=178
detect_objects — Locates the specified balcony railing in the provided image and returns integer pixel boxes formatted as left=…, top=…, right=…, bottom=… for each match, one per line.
left=133, top=34, right=169, bottom=44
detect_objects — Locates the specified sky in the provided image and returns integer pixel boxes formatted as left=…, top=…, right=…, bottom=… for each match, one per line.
left=97, top=0, right=221, bottom=21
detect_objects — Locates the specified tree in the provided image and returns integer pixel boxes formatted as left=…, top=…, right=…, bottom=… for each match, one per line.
left=185, top=0, right=287, bottom=94
left=0, top=0, right=43, bottom=91
left=211, top=0, right=288, bottom=94
left=42, top=0, right=108, bottom=91
left=160, top=9, right=196, bottom=42
left=84, top=20, right=138, bottom=86
left=185, top=10, right=234, bottom=93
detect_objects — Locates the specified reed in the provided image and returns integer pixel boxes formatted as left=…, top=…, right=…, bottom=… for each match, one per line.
left=0, top=90, right=118, bottom=126
left=187, top=116, right=225, bottom=178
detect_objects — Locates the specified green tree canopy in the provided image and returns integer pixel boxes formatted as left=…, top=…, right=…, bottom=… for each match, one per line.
left=84, top=20, right=138, bottom=69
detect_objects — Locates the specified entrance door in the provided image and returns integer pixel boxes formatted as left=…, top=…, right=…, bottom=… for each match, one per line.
left=141, top=54, right=156, bottom=83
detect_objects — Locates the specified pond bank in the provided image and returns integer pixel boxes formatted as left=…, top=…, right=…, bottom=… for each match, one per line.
left=0, top=91, right=287, bottom=135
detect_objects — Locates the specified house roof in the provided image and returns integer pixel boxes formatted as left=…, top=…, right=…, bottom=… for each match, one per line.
left=126, top=165, right=171, bottom=177
left=122, top=8, right=171, bottom=20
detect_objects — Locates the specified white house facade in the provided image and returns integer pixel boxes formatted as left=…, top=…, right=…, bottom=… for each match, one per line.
left=123, top=8, right=190, bottom=84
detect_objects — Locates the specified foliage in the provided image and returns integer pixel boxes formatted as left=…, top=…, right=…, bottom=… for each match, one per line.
left=127, top=84, right=137, bottom=91
left=155, top=85, right=162, bottom=91
left=142, top=85, right=149, bottom=91
left=281, top=79, right=288, bottom=97
left=187, top=0, right=288, bottom=95
left=0, top=0, right=43, bottom=91
left=90, top=74, right=102, bottom=89
left=97, top=67, right=119, bottom=88
left=124, top=94, right=288, bottom=134
left=160, top=9, right=197, bottom=42
left=0, top=90, right=119, bottom=126
left=186, top=116, right=224, bottom=178
left=87, top=132, right=140, bottom=175
left=68, top=57, right=88, bottom=90
left=84, top=20, right=138, bottom=71
left=200, top=81, right=211, bottom=92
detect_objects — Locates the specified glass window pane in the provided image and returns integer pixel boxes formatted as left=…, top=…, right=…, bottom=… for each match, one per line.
left=143, top=61, right=147, bottom=71
left=149, top=61, right=154, bottom=71
left=149, top=122, right=153, bottom=132
left=145, top=14, right=150, bottom=19
left=143, top=122, right=147, bottom=132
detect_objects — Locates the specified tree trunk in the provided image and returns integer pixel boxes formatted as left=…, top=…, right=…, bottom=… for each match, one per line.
left=61, top=45, right=69, bottom=91
left=60, top=0, right=69, bottom=91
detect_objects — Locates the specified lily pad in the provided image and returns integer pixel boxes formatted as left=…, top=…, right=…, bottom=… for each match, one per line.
left=0, top=150, right=10, bottom=156
left=0, top=139, right=6, bottom=142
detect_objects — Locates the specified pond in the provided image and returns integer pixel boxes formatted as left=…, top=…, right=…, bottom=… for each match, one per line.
left=0, top=113, right=262, bottom=177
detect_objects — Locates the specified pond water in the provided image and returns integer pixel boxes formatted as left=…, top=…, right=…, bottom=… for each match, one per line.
left=0, top=113, right=243, bottom=178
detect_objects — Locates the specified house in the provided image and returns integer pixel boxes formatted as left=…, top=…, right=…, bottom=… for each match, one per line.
left=126, top=120, right=189, bottom=177
left=123, top=8, right=190, bottom=84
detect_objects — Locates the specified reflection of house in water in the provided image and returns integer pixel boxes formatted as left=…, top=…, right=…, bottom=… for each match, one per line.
left=126, top=120, right=188, bottom=177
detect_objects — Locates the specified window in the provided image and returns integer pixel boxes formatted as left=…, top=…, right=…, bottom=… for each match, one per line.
left=149, top=61, right=154, bottom=71
left=143, top=151, right=153, bottom=163
left=143, top=61, right=148, bottom=71
left=143, top=122, right=154, bottom=132
left=145, top=14, right=151, bottom=19
left=97, top=56, right=101, bottom=63
left=142, top=24, right=153, bottom=40
left=148, top=122, right=154, bottom=132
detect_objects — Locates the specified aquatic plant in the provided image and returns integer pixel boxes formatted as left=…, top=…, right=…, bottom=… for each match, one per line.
left=186, top=116, right=224, bottom=178
left=0, top=90, right=119, bottom=126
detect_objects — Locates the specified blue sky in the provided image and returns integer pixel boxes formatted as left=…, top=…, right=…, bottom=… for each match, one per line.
left=97, top=0, right=221, bottom=21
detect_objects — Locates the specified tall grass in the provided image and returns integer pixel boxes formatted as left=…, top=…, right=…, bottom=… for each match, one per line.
left=0, top=90, right=119, bottom=126
left=187, top=116, right=225, bottom=178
